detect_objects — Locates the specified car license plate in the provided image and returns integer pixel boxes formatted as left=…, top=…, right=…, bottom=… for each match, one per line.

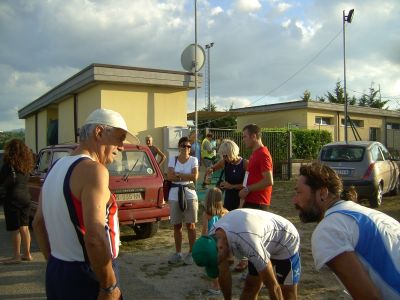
left=334, top=169, right=351, bottom=176
left=116, top=192, right=142, bottom=201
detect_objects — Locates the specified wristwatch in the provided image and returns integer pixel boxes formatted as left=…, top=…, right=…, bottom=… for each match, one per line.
left=243, top=186, right=249, bottom=193
left=101, top=282, right=118, bottom=294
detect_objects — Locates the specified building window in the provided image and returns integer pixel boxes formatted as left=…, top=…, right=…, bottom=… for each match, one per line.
left=315, top=117, right=332, bottom=125
left=387, top=123, right=400, bottom=129
left=341, top=118, right=364, bottom=127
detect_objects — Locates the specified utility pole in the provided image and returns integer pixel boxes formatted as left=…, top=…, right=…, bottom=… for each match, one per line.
left=343, top=8, right=354, bottom=143
left=205, top=42, right=214, bottom=127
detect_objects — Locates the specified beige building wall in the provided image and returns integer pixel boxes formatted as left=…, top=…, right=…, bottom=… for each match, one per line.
left=25, top=116, right=36, bottom=152
left=58, top=97, right=75, bottom=144
left=307, top=109, right=338, bottom=141
left=37, top=111, right=48, bottom=151
left=100, top=84, right=187, bottom=148
left=77, top=86, right=102, bottom=131
left=236, top=109, right=308, bottom=130
left=236, top=108, right=398, bottom=145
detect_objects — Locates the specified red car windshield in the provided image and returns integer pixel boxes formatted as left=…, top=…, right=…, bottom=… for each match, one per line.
left=107, top=150, right=155, bottom=177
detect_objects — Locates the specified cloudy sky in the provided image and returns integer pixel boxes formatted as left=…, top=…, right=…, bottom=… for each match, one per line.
left=1, top=0, right=399, bottom=131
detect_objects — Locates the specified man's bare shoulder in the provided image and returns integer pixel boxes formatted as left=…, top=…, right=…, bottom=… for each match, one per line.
left=72, top=159, right=109, bottom=183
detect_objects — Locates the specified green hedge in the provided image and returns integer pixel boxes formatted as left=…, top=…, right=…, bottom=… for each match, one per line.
left=291, top=129, right=332, bottom=159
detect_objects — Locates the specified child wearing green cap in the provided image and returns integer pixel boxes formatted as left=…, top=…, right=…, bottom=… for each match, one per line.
left=201, top=187, right=228, bottom=295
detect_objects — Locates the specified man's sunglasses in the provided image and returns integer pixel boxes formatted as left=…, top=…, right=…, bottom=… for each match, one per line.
left=180, top=144, right=191, bottom=149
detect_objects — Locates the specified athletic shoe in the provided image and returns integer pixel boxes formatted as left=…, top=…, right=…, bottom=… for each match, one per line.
left=183, top=252, right=194, bottom=265
left=206, top=288, right=221, bottom=295
left=168, top=253, right=183, bottom=264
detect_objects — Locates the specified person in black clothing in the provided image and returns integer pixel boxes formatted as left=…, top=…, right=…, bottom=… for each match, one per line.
left=206, top=139, right=249, bottom=272
left=0, top=139, right=34, bottom=264
left=207, top=139, right=248, bottom=211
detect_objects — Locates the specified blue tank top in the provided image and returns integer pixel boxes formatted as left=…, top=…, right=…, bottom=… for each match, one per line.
left=208, top=215, right=221, bottom=233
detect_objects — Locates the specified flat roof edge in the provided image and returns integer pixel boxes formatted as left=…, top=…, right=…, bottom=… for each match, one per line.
left=18, top=63, right=198, bottom=119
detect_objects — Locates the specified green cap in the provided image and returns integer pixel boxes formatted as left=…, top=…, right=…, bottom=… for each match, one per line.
left=192, top=236, right=219, bottom=278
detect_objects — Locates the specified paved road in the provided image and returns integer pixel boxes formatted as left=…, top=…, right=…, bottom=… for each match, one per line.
left=0, top=209, right=46, bottom=299
left=0, top=209, right=169, bottom=300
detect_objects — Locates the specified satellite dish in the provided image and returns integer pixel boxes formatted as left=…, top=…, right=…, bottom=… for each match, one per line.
left=181, top=44, right=205, bottom=72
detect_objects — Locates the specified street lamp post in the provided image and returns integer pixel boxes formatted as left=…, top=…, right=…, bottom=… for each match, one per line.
left=205, top=42, right=214, bottom=127
left=343, top=8, right=354, bottom=143
left=194, top=0, right=199, bottom=158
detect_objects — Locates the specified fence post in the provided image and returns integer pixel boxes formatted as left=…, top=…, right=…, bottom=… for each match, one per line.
left=287, top=131, right=293, bottom=180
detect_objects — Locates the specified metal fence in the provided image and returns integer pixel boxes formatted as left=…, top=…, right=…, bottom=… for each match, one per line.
left=208, top=128, right=292, bottom=180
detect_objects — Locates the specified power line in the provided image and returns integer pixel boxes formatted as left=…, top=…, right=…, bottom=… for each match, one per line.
left=196, top=29, right=344, bottom=127
left=248, top=29, right=343, bottom=107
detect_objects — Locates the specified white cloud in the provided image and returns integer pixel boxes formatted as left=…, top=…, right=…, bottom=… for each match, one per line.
left=276, top=2, right=292, bottom=12
left=0, top=0, right=400, bottom=131
left=282, top=18, right=291, bottom=28
left=295, top=20, right=322, bottom=41
left=234, top=0, right=262, bottom=13
left=211, top=6, right=223, bottom=16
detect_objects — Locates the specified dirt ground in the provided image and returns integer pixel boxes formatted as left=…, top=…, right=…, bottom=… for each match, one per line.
left=118, top=180, right=400, bottom=300
left=1, top=180, right=398, bottom=299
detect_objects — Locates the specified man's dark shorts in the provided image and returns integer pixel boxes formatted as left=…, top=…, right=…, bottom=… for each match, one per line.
left=248, top=253, right=301, bottom=285
left=46, top=256, right=120, bottom=300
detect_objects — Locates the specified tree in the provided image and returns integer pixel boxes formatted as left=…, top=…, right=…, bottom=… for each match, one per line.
left=0, top=130, right=25, bottom=149
left=325, top=80, right=356, bottom=105
left=199, top=103, right=236, bottom=129
left=301, top=90, right=312, bottom=102
left=358, top=84, right=388, bottom=109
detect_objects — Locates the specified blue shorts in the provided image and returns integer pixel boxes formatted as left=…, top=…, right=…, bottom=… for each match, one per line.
left=46, top=255, right=120, bottom=300
left=248, top=252, right=301, bottom=285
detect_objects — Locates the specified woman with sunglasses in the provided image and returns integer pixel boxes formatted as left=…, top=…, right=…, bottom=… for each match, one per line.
left=206, top=139, right=249, bottom=271
left=167, top=136, right=199, bottom=265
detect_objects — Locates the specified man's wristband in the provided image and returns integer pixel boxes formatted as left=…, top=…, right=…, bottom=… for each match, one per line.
left=101, top=282, right=118, bottom=294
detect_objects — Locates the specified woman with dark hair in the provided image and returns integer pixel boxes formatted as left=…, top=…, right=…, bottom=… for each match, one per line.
left=167, top=136, right=199, bottom=265
left=0, top=139, right=34, bottom=264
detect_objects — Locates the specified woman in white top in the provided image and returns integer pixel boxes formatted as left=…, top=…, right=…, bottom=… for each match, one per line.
left=167, top=136, right=199, bottom=265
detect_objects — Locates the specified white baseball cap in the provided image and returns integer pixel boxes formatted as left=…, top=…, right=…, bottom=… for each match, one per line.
left=84, top=108, right=140, bottom=144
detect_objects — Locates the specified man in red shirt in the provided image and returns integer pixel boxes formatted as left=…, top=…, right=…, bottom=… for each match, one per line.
left=239, top=124, right=273, bottom=210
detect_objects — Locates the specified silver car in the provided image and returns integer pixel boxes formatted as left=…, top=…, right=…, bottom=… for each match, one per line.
left=318, top=141, right=400, bottom=207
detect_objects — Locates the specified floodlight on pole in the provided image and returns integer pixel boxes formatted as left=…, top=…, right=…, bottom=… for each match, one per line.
left=343, top=8, right=354, bottom=143
left=205, top=43, right=214, bottom=112
left=205, top=42, right=214, bottom=127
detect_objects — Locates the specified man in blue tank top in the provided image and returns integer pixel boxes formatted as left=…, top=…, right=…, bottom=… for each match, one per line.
left=293, top=162, right=400, bottom=299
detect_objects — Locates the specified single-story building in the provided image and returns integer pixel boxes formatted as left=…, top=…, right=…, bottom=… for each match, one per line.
left=18, top=63, right=199, bottom=154
left=230, top=100, right=400, bottom=149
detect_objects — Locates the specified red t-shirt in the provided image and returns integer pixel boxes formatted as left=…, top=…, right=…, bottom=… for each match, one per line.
left=245, top=146, right=273, bottom=205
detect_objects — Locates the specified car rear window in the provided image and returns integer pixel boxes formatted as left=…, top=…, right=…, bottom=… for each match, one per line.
left=108, top=150, right=155, bottom=176
left=320, top=146, right=365, bottom=162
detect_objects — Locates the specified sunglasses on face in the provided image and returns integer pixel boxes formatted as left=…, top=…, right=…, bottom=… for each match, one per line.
left=180, top=144, right=191, bottom=149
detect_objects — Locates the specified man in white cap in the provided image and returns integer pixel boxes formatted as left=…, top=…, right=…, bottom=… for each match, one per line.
left=33, top=108, right=138, bottom=300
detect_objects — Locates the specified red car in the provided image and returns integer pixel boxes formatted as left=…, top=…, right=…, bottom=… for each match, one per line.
left=29, top=144, right=169, bottom=238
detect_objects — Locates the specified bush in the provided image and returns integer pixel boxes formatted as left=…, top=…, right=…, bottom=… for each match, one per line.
left=292, top=129, right=332, bottom=159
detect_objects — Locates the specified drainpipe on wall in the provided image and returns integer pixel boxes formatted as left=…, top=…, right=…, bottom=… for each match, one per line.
left=384, top=116, right=387, bottom=147
left=336, top=111, right=340, bottom=142
left=74, top=94, right=78, bottom=143
left=35, top=113, right=38, bottom=153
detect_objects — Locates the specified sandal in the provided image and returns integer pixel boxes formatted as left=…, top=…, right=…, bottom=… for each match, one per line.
left=234, top=260, right=248, bottom=272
